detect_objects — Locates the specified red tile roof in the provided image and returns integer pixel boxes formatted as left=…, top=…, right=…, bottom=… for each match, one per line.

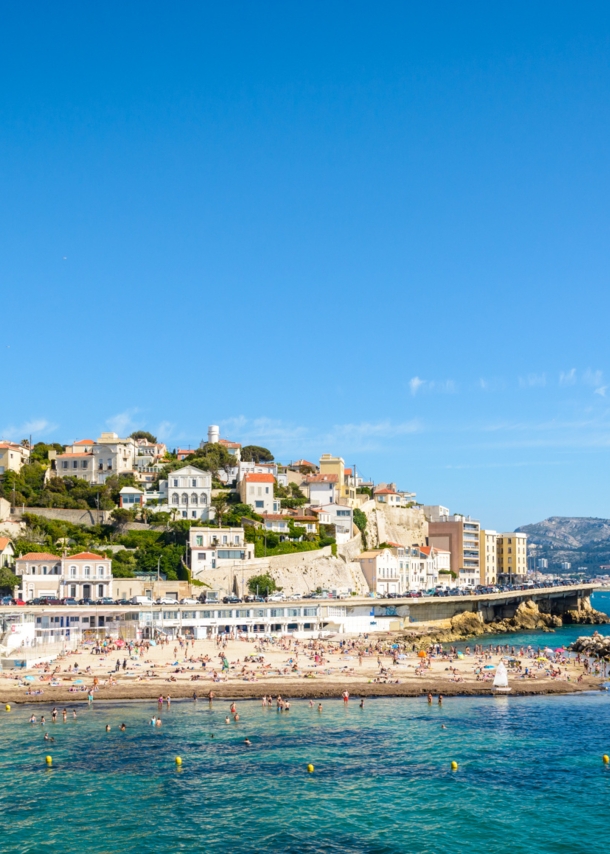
left=67, top=552, right=109, bottom=561
left=374, top=487, right=397, bottom=495
left=243, top=473, right=275, bottom=483
left=306, top=474, right=338, bottom=484
left=262, top=514, right=286, bottom=521
left=291, top=459, right=317, bottom=469
left=17, top=552, right=60, bottom=561
left=56, top=453, right=92, bottom=459
left=74, top=439, right=94, bottom=445
left=0, top=537, right=12, bottom=551
left=219, top=439, right=241, bottom=449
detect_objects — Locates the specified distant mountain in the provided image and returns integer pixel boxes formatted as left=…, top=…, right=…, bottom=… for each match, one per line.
left=516, top=517, right=610, bottom=574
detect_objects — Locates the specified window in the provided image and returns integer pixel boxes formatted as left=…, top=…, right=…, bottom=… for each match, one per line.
left=234, top=535, right=239, bottom=544
left=265, top=487, right=269, bottom=494
left=201, top=494, right=207, bottom=505
left=191, top=493, right=198, bottom=505
left=191, top=479, right=197, bottom=487
left=82, top=460, right=88, bottom=469
left=336, top=510, right=350, bottom=517
left=255, top=500, right=264, bottom=508
left=98, top=566, right=104, bottom=577
left=222, top=536, right=227, bottom=544
left=181, top=493, right=188, bottom=505
left=173, top=479, right=179, bottom=487
left=62, top=461, right=68, bottom=469
left=196, top=536, right=203, bottom=546
left=84, top=566, right=91, bottom=577
left=172, top=494, right=179, bottom=505
left=197, top=552, right=206, bottom=561
left=217, top=549, right=245, bottom=560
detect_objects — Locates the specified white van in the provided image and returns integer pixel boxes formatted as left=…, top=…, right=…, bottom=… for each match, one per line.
left=131, top=596, right=154, bottom=605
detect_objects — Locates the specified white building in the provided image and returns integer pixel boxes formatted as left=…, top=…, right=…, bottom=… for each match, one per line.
left=51, top=433, right=137, bottom=485
left=189, top=527, right=254, bottom=577
left=15, top=552, right=113, bottom=601
left=312, top=504, right=353, bottom=544
left=355, top=549, right=401, bottom=596
left=305, top=474, right=338, bottom=506
left=239, top=473, right=279, bottom=515
left=373, top=484, right=416, bottom=507
left=166, top=465, right=212, bottom=520
left=238, top=461, right=278, bottom=481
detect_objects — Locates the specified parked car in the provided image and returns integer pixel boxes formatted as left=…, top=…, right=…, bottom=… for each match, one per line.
left=222, top=595, right=242, bottom=604
left=180, top=598, right=199, bottom=605
left=39, top=597, right=61, bottom=605
left=78, top=598, right=95, bottom=606
left=266, top=593, right=285, bottom=602
left=95, top=597, right=115, bottom=605
left=60, top=597, right=78, bottom=605
left=244, top=595, right=265, bottom=603
left=131, top=596, right=153, bottom=605
left=12, top=597, right=26, bottom=606
left=114, top=598, right=131, bottom=606
left=156, top=597, right=179, bottom=605
left=27, top=598, right=42, bottom=605
left=0, top=595, right=13, bottom=605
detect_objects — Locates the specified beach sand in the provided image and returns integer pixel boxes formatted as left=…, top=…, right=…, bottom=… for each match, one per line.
left=0, top=634, right=603, bottom=704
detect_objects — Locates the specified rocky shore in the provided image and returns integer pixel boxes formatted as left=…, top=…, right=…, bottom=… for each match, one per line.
left=570, top=632, right=610, bottom=659
left=404, top=599, right=610, bottom=646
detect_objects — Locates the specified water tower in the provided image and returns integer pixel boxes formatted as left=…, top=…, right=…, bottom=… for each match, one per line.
left=208, top=425, right=220, bottom=444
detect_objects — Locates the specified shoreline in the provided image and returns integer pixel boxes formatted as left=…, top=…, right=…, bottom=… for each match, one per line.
left=2, top=677, right=603, bottom=705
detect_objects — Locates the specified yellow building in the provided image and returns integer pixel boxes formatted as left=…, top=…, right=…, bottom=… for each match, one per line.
left=0, top=441, right=30, bottom=475
left=479, top=529, right=498, bottom=585
left=497, top=532, right=528, bottom=581
left=318, top=454, right=356, bottom=503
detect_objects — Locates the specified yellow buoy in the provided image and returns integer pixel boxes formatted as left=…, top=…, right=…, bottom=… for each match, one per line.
left=307, top=764, right=314, bottom=773
left=5, top=704, right=10, bottom=712
left=451, top=761, right=458, bottom=771
left=175, top=756, right=182, bottom=766
left=603, top=755, right=609, bottom=764
left=45, top=756, right=52, bottom=766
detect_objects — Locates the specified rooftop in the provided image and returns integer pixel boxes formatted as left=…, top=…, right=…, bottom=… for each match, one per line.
left=243, top=473, right=275, bottom=483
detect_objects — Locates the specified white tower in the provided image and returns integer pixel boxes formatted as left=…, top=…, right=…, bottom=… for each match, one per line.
left=208, top=425, right=220, bottom=444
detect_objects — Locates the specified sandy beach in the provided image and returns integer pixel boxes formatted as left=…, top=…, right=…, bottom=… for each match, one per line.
left=0, top=634, right=604, bottom=704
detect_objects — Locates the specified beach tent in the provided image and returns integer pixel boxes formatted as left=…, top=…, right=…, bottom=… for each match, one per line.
left=418, top=651, right=427, bottom=658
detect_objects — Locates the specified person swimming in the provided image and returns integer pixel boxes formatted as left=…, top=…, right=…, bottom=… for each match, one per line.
left=120, top=723, right=126, bottom=731
left=43, top=733, right=54, bottom=742
left=244, top=738, right=252, bottom=746
left=105, top=724, right=111, bottom=732
left=29, top=714, right=37, bottom=724
left=225, top=716, right=230, bottom=724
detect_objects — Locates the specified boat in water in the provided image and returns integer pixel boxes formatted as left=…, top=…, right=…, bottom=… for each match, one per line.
left=492, top=660, right=511, bottom=694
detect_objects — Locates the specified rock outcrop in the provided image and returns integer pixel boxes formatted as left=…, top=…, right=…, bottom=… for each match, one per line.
left=563, top=597, right=610, bottom=625
left=570, top=632, right=610, bottom=657
left=361, top=499, right=428, bottom=549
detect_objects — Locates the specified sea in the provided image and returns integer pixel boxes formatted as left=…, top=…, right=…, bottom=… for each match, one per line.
left=1, top=592, right=610, bottom=854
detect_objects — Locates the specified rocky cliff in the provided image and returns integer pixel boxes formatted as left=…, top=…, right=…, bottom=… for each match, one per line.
left=570, top=633, right=610, bottom=658
left=361, top=500, right=428, bottom=549
left=516, top=516, right=610, bottom=574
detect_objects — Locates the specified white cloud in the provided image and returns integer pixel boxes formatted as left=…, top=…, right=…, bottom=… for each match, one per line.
left=559, top=368, right=576, bottom=386
left=217, top=416, right=421, bottom=457
left=106, top=409, right=139, bottom=436
left=1, top=418, right=58, bottom=441
left=594, top=386, right=608, bottom=397
left=583, top=368, right=603, bottom=387
left=518, top=373, right=546, bottom=388
left=409, top=377, right=456, bottom=395
left=155, top=421, right=177, bottom=442
left=409, top=376, right=425, bottom=395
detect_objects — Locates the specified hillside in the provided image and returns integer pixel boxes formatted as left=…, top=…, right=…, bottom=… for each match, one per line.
left=516, top=517, right=610, bottom=574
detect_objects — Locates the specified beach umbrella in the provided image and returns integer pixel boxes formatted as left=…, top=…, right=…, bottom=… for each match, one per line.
left=418, top=650, right=427, bottom=658
left=483, top=664, right=496, bottom=669
left=555, top=648, right=565, bottom=653
left=536, top=656, right=548, bottom=662
left=456, top=652, right=464, bottom=658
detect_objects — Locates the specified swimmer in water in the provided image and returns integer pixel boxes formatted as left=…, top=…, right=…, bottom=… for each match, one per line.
left=441, top=724, right=447, bottom=730
left=40, top=716, right=46, bottom=725
left=156, top=718, right=162, bottom=727
left=225, top=716, right=231, bottom=724
left=438, top=694, right=443, bottom=706
left=43, top=733, right=54, bottom=742
left=318, top=703, right=323, bottom=712
left=427, top=693, right=433, bottom=705
left=62, top=708, right=67, bottom=722
left=72, top=710, right=77, bottom=719
left=29, top=714, right=37, bottom=724
left=120, top=723, right=126, bottom=731
left=105, top=724, right=111, bottom=732
left=359, top=698, right=364, bottom=709
left=233, top=713, right=240, bottom=722
left=244, top=738, right=252, bottom=746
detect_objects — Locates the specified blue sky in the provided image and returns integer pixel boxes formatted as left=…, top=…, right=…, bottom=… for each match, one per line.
left=1, top=2, right=610, bottom=531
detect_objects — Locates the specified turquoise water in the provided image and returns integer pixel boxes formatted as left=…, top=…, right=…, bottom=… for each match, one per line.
left=2, top=693, right=610, bottom=853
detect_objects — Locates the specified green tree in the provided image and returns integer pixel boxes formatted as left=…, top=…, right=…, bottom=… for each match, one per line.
left=211, top=492, right=230, bottom=527
left=130, top=430, right=157, bottom=443
left=241, top=445, right=274, bottom=463
left=247, top=573, right=278, bottom=597
left=0, top=565, right=18, bottom=592
left=111, top=508, right=133, bottom=532
left=353, top=508, right=368, bottom=549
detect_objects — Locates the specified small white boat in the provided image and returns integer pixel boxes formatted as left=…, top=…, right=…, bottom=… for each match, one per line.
left=492, top=660, right=511, bottom=694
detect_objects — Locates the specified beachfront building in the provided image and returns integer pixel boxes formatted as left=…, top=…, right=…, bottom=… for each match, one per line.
left=14, top=552, right=113, bottom=601
left=318, top=454, right=356, bottom=504
left=239, top=473, right=279, bottom=515
left=165, top=465, right=212, bottom=520
left=479, top=530, right=498, bottom=585
left=497, top=532, right=528, bottom=583
left=427, top=512, right=480, bottom=587
left=355, top=548, right=400, bottom=596
left=188, top=526, right=254, bottom=577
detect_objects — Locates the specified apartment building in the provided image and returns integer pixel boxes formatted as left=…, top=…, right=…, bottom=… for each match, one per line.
left=497, top=532, right=528, bottom=582
left=427, top=513, right=480, bottom=587
left=318, top=454, right=356, bottom=503
left=14, top=552, right=113, bottom=601
left=479, top=529, right=498, bottom=585
left=165, top=465, right=212, bottom=520
left=51, top=433, right=137, bottom=484
left=355, top=548, right=400, bottom=596
left=188, top=526, right=254, bottom=578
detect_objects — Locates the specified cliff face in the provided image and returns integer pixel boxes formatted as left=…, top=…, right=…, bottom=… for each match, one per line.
left=361, top=500, right=428, bottom=549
